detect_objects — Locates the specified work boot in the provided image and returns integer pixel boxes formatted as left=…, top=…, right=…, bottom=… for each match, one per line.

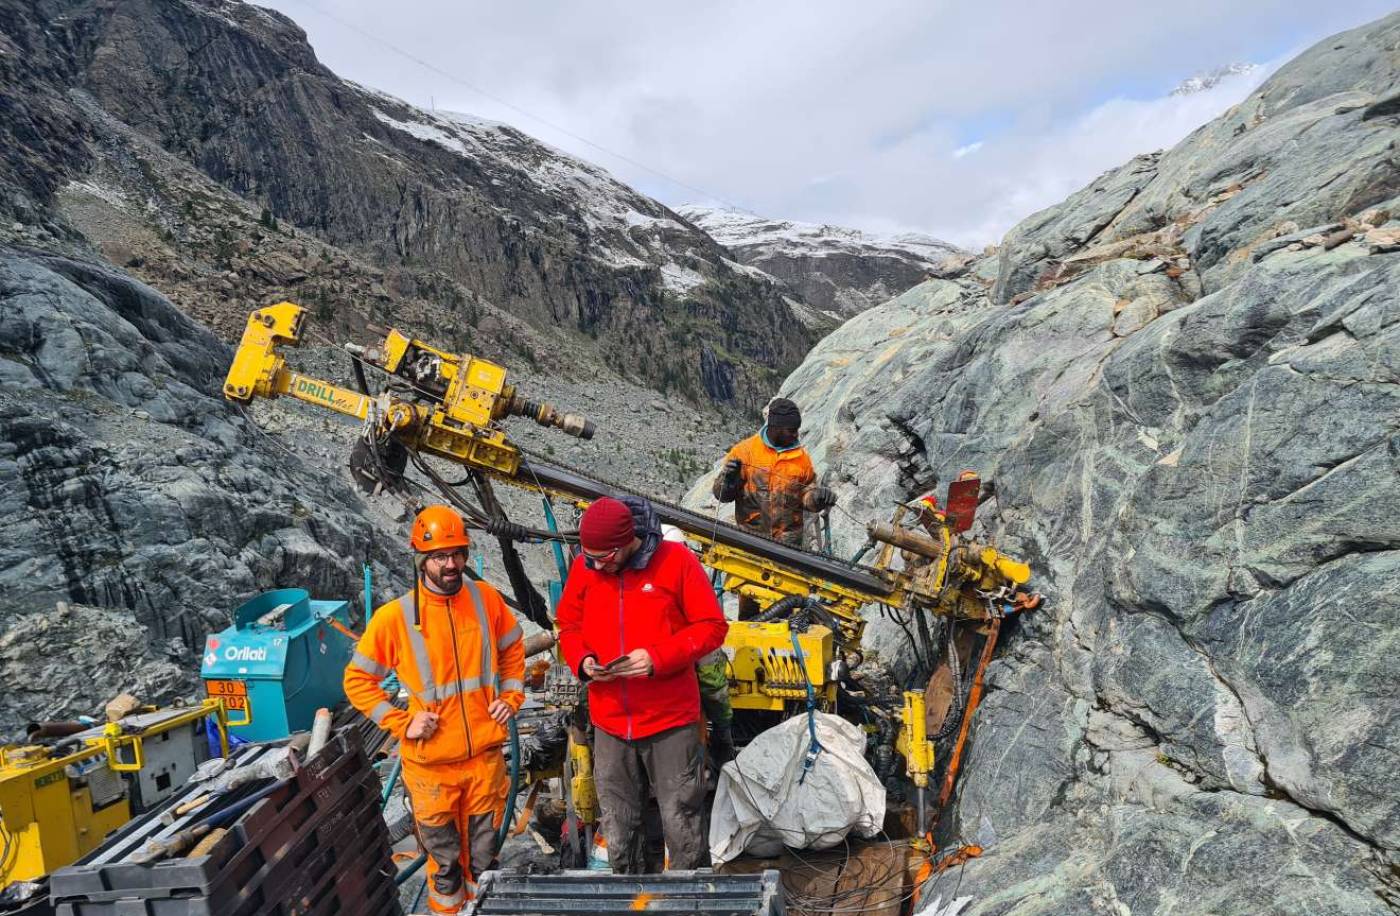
left=709, top=721, right=737, bottom=767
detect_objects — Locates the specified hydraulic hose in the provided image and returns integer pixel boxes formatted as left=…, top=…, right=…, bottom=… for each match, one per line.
left=394, top=853, right=427, bottom=886
left=496, top=716, right=521, bottom=850
left=753, top=594, right=807, bottom=622
left=380, top=754, right=402, bottom=808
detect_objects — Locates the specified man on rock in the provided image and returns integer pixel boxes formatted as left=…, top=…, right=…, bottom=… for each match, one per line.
left=556, top=496, right=729, bottom=873
left=345, top=506, right=525, bottom=913
left=713, top=396, right=837, bottom=618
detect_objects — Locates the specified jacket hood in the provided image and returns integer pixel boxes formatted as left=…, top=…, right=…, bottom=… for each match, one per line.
left=620, top=495, right=663, bottom=570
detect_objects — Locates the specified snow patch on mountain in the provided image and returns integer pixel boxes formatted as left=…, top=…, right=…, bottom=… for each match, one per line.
left=1170, top=63, right=1260, bottom=96
left=358, top=88, right=754, bottom=286
left=678, top=206, right=964, bottom=262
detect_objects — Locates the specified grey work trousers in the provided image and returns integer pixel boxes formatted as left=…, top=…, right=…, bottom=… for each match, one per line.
left=419, top=812, right=497, bottom=909
left=593, top=722, right=709, bottom=873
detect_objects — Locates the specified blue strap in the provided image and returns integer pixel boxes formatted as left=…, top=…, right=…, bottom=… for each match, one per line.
left=542, top=498, right=571, bottom=582
left=788, top=627, right=823, bottom=784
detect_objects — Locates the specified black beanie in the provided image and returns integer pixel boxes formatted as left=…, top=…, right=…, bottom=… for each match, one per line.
left=767, top=398, right=801, bottom=430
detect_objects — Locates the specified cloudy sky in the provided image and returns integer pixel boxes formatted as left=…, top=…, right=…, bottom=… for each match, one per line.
left=258, top=0, right=1395, bottom=248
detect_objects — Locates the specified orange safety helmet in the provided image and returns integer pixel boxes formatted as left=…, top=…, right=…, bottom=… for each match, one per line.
left=411, top=505, right=472, bottom=553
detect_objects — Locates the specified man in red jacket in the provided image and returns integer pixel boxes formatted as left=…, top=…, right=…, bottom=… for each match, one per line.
left=556, top=496, right=728, bottom=873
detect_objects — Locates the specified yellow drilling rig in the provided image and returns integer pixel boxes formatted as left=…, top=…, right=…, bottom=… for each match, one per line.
left=222, top=302, right=1041, bottom=836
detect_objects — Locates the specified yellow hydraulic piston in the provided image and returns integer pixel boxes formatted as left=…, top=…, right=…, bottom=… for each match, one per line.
left=898, top=689, right=935, bottom=834
left=566, top=737, right=597, bottom=825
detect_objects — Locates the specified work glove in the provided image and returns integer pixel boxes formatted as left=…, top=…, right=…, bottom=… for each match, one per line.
left=723, top=457, right=743, bottom=481
left=808, top=485, right=837, bottom=510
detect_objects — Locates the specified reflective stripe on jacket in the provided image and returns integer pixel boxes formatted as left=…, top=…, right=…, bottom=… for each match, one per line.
left=713, top=434, right=817, bottom=546
left=344, top=578, right=526, bottom=765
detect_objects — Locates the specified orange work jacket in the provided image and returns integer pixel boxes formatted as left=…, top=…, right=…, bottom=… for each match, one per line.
left=713, top=433, right=818, bottom=546
left=344, top=578, right=525, bottom=766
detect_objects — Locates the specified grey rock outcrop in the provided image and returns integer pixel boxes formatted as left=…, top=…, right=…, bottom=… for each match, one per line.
left=679, top=206, right=968, bottom=319
left=994, top=16, right=1400, bottom=307
left=779, top=13, right=1400, bottom=914
left=0, top=602, right=195, bottom=736
left=0, top=247, right=408, bottom=731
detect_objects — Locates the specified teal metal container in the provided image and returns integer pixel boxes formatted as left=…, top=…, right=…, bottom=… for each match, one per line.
left=200, top=588, right=355, bottom=742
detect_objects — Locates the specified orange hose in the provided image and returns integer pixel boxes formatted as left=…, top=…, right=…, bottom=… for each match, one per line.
left=937, top=618, right=1001, bottom=810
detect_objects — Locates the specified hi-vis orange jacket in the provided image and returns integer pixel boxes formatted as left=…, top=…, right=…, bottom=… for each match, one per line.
left=344, top=579, right=525, bottom=766
left=713, top=434, right=818, bottom=546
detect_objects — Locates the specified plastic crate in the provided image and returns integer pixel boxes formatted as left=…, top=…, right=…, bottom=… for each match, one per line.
left=51, top=730, right=399, bottom=916
left=266, top=815, right=396, bottom=916
left=464, top=870, right=785, bottom=916
left=235, top=788, right=392, bottom=914
left=53, top=739, right=365, bottom=902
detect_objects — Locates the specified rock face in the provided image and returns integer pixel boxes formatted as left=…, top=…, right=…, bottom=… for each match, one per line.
left=678, top=206, right=967, bottom=319
left=0, top=0, right=820, bottom=407
left=780, top=14, right=1400, bottom=914
left=0, top=247, right=409, bottom=731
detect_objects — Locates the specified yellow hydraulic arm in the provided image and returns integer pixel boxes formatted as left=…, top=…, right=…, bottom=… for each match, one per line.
left=225, top=302, right=595, bottom=478
left=224, top=304, right=371, bottom=420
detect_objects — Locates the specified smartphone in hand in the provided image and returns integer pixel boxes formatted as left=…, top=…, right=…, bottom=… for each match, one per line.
left=603, top=655, right=629, bottom=671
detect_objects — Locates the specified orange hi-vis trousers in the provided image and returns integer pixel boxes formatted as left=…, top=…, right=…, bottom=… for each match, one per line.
left=404, top=751, right=509, bottom=913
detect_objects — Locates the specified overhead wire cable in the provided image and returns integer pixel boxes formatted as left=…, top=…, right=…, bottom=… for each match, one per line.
left=278, top=0, right=748, bottom=210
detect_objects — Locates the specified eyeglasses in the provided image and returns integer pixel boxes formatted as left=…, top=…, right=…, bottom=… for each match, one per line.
left=582, top=547, right=621, bottom=571
left=424, top=549, right=467, bottom=566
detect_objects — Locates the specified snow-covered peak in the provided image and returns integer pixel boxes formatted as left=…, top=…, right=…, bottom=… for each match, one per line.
left=1170, top=63, right=1260, bottom=96
left=678, top=206, right=964, bottom=262
left=357, top=87, right=704, bottom=285
left=680, top=206, right=969, bottom=319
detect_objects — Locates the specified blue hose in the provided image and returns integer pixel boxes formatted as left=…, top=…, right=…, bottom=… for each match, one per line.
left=496, top=716, right=521, bottom=850
left=394, top=853, right=426, bottom=886
left=411, top=874, right=428, bottom=910
left=381, top=754, right=402, bottom=808
left=788, top=629, right=823, bottom=786
left=542, top=499, right=570, bottom=581
left=363, top=563, right=373, bottom=620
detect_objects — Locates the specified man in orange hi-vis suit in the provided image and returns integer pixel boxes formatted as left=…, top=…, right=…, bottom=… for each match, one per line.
left=713, top=397, right=836, bottom=619
left=345, top=506, right=525, bottom=914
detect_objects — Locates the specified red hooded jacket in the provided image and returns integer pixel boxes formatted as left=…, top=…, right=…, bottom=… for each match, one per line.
left=556, top=498, right=728, bottom=740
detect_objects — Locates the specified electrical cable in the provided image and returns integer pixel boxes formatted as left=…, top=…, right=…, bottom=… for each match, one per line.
left=0, top=819, right=15, bottom=877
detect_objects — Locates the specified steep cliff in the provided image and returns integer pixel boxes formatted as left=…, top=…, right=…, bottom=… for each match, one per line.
left=0, top=246, right=413, bottom=731
left=780, top=14, right=1400, bottom=914
left=0, top=0, right=819, bottom=407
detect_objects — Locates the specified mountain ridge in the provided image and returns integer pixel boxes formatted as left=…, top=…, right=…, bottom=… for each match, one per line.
left=679, top=204, right=969, bottom=319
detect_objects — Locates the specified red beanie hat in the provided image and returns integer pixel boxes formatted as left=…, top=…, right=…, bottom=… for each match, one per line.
left=579, top=497, right=636, bottom=551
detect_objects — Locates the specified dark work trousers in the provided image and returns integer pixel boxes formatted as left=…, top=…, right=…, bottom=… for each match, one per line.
left=593, top=722, right=709, bottom=873
left=418, top=813, right=497, bottom=910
